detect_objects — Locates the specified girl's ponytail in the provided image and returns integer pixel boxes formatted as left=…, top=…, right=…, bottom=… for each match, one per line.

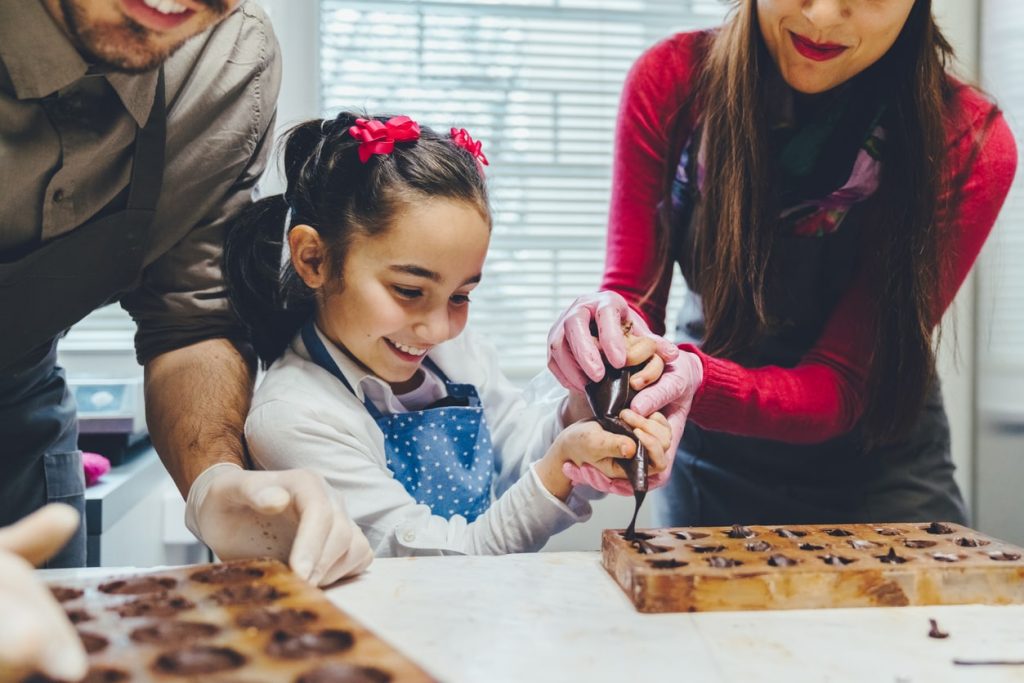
left=224, top=193, right=314, bottom=368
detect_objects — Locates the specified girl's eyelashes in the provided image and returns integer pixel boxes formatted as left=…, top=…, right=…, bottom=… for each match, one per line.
left=392, top=285, right=422, bottom=300
left=450, top=293, right=472, bottom=306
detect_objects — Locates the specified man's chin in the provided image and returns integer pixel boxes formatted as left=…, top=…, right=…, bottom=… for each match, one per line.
left=78, top=36, right=183, bottom=73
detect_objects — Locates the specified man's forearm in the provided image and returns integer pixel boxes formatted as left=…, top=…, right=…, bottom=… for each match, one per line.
left=144, top=338, right=255, bottom=497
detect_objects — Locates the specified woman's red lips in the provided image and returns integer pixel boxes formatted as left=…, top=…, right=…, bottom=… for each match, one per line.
left=789, top=31, right=848, bottom=62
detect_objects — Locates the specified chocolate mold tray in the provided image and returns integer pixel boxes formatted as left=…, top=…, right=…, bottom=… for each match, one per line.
left=602, top=522, right=1024, bottom=613
left=29, top=558, right=437, bottom=683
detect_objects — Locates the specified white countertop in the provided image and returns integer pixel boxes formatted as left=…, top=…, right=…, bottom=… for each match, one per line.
left=325, top=552, right=1024, bottom=683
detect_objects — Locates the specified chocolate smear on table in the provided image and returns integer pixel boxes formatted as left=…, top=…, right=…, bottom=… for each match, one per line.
left=928, top=619, right=949, bottom=639
left=584, top=322, right=648, bottom=539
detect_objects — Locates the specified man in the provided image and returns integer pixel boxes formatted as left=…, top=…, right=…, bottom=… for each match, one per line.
left=0, top=0, right=370, bottom=591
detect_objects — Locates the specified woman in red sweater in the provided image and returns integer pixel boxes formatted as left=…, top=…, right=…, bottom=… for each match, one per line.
left=548, top=0, right=1017, bottom=525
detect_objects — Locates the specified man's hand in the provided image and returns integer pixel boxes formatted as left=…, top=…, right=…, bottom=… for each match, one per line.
left=186, top=464, right=373, bottom=586
left=0, top=504, right=88, bottom=682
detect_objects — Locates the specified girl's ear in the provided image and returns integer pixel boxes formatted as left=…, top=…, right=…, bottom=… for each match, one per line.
left=289, top=225, right=329, bottom=289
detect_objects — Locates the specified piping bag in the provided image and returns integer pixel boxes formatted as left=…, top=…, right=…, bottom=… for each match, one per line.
left=583, top=323, right=648, bottom=540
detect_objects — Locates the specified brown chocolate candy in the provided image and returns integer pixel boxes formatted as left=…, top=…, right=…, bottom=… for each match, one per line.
left=153, top=646, right=246, bottom=675
left=296, top=662, right=393, bottom=683
left=266, top=629, right=355, bottom=659
left=130, top=620, right=221, bottom=645
left=98, top=576, right=177, bottom=595
left=208, top=582, right=286, bottom=606
left=236, top=607, right=319, bottom=631
left=190, top=564, right=266, bottom=584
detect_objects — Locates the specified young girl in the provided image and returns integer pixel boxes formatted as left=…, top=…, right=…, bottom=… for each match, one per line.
left=225, top=114, right=672, bottom=556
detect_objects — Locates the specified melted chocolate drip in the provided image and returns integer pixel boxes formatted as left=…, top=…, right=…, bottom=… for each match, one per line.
left=877, top=547, right=909, bottom=564
left=928, top=618, right=949, bottom=639
left=924, top=522, right=955, bottom=535
left=798, top=543, right=825, bottom=551
left=726, top=524, right=755, bottom=539
left=584, top=335, right=648, bottom=540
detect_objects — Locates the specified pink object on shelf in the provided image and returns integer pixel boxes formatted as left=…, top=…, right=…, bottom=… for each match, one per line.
left=82, top=452, right=111, bottom=486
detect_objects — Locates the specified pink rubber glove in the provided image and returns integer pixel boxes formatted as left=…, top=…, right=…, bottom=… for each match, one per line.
left=547, top=291, right=679, bottom=393
left=562, top=351, right=704, bottom=495
left=82, top=452, right=111, bottom=486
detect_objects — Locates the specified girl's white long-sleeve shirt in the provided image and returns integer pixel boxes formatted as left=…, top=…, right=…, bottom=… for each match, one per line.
left=245, top=325, right=592, bottom=557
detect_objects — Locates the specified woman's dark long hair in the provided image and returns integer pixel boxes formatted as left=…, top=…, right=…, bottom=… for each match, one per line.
left=225, top=113, right=491, bottom=368
left=657, top=0, right=996, bottom=442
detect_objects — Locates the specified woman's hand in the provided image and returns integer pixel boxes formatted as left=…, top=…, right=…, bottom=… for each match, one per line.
left=547, top=291, right=678, bottom=392
left=535, top=411, right=673, bottom=500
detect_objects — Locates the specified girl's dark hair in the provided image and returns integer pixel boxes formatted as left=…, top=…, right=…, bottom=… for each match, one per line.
left=225, top=113, right=491, bottom=368
left=654, top=0, right=997, bottom=443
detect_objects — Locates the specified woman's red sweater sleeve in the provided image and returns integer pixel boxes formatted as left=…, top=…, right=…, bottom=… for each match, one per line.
left=601, top=32, right=1018, bottom=444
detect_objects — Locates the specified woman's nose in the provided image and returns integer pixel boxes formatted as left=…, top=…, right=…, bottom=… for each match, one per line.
left=802, top=0, right=851, bottom=27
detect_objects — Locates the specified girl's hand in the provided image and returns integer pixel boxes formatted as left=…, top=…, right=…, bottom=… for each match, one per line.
left=535, top=421, right=636, bottom=501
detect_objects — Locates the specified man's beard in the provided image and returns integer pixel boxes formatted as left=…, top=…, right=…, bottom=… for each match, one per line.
left=58, top=0, right=228, bottom=73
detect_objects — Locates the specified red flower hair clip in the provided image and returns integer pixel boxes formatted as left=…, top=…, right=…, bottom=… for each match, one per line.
left=348, top=116, right=421, bottom=163
left=450, top=128, right=489, bottom=167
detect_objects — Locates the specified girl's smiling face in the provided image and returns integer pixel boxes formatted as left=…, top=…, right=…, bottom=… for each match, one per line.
left=757, top=0, right=915, bottom=94
left=292, top=197, right=490, bottom=393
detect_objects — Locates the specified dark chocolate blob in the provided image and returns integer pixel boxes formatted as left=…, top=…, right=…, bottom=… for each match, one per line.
left=745, top=541, right=773, bottom=552
left=775, top=528, right=807, bottom=539
left=65, top=609, right=92, bottom=624
left=113, top=594, right=194, bottom=618
left=50, top=586, right=83, bottom=603
left=798, top=543, right=825, bottom=551
left=726, top=525, right=755, bottom=539
left=190, top=564, right=266, bottom=584
left=236, top=607, right=319, bottom=631
left=153, top=646, right=246, bottom=675
left=672, top=531, right=709, bottom=540
left=819, top=554, right=856, bottom=566
left=988, top=551, right=1022, bottom=561
left=630, top=540, right=670, bottom=555
left=923, top=522, right=955, bottom=535
left=266, top=629, right=355, bottom=660
left=296, top=663, right=393, bottom=683
left=99, top=576, right=177, bottom=595
left=78, top=631, right=108, bottom=654
left=877, top=548, right=909, bottom=564
left=903, top=539, right=937, bottom=549
left=621, top=531, right=655, bottom=541
left=824, top=528, right=853, bottom=537
left=955, top=536, right=989, bottom=548
left=768, top=554, right=798, bottom=567
left=648, top=559, right=688, bottom=569
left=208, top=582, right=285, bottom=606
left=130, top=620, right=221, bottom=645
left=705, top=556, right=743, bottom=568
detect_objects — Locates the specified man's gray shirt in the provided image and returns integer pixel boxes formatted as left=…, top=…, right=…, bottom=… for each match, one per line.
left=0, top=0, right=282, bottom=363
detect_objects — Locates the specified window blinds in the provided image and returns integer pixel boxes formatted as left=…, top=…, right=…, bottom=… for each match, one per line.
left=979, top=0, right=1024, bottom=376
left=320, top=0, right=727, bottom=377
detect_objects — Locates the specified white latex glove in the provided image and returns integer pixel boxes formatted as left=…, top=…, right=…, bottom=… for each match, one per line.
left=0, top=504, right=88, bottom=682
left=185, top=464, right=373, bottom=586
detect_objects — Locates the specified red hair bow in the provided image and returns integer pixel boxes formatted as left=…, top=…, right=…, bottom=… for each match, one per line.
left=348, top=116, right=421, bottom=163
left=450, top=128, right=489, bottom=166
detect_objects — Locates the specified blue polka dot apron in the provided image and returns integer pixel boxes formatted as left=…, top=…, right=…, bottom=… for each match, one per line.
left=301, top=321, right=496, bottom=522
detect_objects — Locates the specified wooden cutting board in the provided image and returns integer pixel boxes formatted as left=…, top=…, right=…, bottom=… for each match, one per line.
left=29, top=558, right=437, bottom=683
left=602, top=522, right=1024, bottom=613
